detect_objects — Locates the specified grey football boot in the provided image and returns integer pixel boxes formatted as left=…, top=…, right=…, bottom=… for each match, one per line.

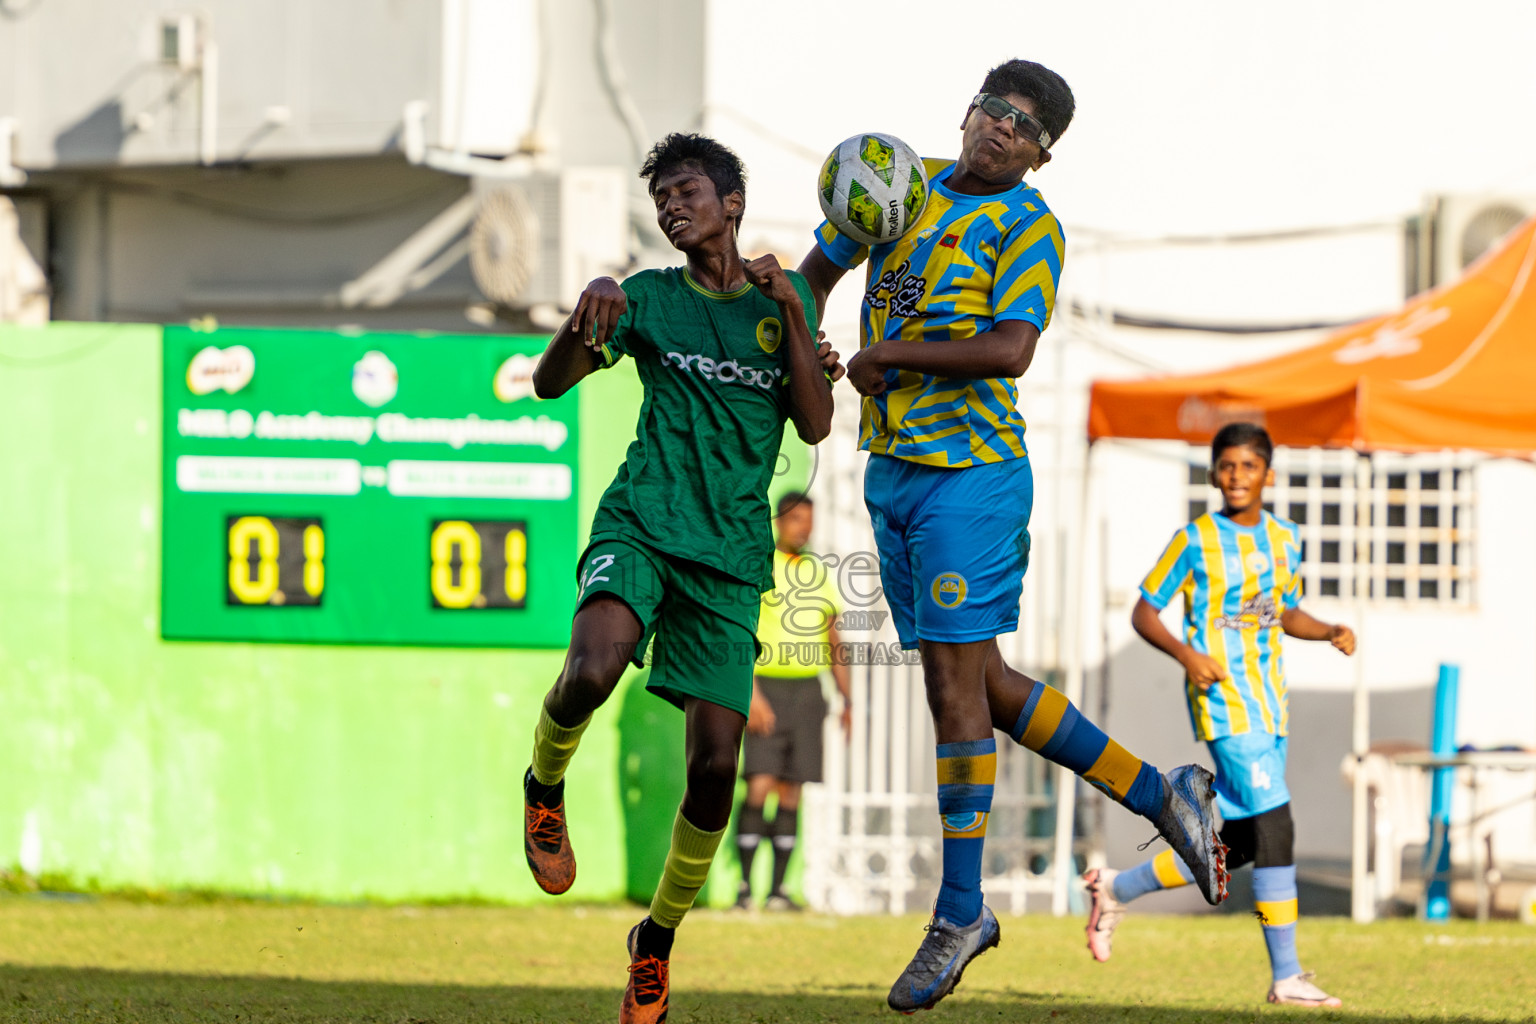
left=887, top=904, right=1001, bottom=1013
left=1154, top=764, right=1229, bottom=905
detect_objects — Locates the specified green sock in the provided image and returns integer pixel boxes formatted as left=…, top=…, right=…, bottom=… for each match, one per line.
left=530, top=700, right=591, bottom=788
left=649, top=810, right=726, bottom=929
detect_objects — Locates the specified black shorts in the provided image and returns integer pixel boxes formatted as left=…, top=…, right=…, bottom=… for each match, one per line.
left=741, top=676, right=829, bottom=783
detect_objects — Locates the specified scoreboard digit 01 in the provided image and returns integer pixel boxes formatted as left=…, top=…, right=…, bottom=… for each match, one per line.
left=224, top=515, right=325, bottom=607
left=162, top=326, right=577, bottom=648
left=427, top=519, right=529, bottom=610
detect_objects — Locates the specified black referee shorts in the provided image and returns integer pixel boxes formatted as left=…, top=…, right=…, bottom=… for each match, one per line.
left=741, top=676, right=829, bottom=784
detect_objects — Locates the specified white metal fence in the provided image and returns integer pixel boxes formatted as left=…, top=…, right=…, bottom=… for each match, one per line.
left=798, top=399, right=1082, bottom=915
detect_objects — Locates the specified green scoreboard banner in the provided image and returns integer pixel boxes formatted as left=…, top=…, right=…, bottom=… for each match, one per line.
left=161, top=325, right=576, bottom=648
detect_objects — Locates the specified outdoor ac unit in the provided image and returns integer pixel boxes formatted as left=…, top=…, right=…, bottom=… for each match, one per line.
left=468, top=167, right=629, bottom=310
left=1407, top=193, right=1536, bottom=296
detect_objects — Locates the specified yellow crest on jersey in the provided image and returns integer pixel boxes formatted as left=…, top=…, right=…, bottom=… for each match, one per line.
left=756, top=317, right=782, bottom=354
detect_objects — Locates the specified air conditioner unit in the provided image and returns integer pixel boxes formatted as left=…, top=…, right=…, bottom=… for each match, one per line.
left=468, top=167, right=629, bottom=310
left=1407, top=193, right=1536, bottom=296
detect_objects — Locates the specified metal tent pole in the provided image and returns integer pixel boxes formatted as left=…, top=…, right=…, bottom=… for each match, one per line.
left=1089, top=512, right=1113, bottom=870
left=1350, top=450, right=1375, bottom=922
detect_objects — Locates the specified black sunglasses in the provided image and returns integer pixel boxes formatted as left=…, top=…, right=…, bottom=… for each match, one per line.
left=972, top=93, right=1052, bottom=150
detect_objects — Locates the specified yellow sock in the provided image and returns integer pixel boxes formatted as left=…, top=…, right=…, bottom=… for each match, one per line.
left=649, top=810, right=726, bottom=928
left=1152, top=849, right=1193, bottom=889
left=530, top=700, right=591, bottom=787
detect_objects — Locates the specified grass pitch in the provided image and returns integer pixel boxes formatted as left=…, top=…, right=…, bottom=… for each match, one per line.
left=0, top=898, right=1532, bottom=1022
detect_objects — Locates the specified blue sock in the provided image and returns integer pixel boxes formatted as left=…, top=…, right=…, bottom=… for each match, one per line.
left=1253, top=865, right=1302, bottom=981
left=1111, top=848, right=1194, bottom=903
left=934, top=738, right=996, bottom=926
left=1011, top=679, right=1165, bottom=820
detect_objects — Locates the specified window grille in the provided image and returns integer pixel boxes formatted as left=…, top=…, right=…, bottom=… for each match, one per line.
left=1185, top=448, right=1475, bottom=606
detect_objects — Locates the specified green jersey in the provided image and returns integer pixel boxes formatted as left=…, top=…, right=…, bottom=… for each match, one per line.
left=588, top=266, right=820, bottom=591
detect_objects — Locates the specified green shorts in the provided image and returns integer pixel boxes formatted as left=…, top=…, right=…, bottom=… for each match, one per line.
left=576, top=535, right=762, bottom=718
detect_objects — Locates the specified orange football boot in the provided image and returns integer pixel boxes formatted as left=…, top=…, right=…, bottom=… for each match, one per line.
left=523, top=769, right=576, bottom=895
left=620, top=919, right=671, bottom=1024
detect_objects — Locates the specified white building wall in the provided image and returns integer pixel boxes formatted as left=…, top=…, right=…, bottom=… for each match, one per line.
left=1, top=0, right=459, bottom=167
left=0, top=0, right=704, bottom=331
left=540, top=0, right=706, bottom=167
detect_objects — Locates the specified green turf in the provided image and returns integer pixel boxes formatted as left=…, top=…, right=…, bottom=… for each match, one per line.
left=0, top=898, right=1532, bottom=1022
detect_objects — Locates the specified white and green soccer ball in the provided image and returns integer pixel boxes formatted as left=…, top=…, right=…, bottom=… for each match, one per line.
left=818, top=132, right=929, bottom=247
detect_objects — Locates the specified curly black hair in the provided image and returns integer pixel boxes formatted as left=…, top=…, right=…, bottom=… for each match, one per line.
left=1211, top=422, right=1274, bottom=467
left=639, top=132, right=747, bottom=230
left=980, top=59, right=1075, bottom=147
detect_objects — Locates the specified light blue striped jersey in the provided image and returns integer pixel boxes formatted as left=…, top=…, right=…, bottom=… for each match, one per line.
left=1140, top=511, right=1303, bottom=741
left=814, top=159, right=1064, bottom=468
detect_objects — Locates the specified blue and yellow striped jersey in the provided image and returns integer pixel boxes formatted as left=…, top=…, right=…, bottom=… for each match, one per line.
left=815, top=159, right=1065, bottom=468
left=1140, top=511, right=1303, bottom=741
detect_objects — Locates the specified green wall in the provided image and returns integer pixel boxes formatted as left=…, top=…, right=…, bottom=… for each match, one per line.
left=0, top=322, right=810, bottom=906
left=0, top=323, right=642, bottom=902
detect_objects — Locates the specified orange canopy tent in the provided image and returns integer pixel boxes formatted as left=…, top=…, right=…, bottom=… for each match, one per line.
left=1083, top=215, right=1536, bottom=923
left=1088, top=214, right=1536, bottom=458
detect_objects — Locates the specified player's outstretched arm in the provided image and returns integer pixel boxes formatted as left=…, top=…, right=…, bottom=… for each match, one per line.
left=796, top=247, right=847, bottom=327
left=531, top=277, right=627, bottom=400
left=1131, top=597, right=1228, bottom=691
left=1280, top=608, right=1356, bottom=655
left=745, top=255, right=833, bottom=444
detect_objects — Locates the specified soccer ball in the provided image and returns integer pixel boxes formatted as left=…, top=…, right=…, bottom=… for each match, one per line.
left=817, top=133, right=928, bottom=247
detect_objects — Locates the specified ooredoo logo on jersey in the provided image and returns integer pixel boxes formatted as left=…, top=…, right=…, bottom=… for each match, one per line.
left=660, top=350, right=781, bottom=391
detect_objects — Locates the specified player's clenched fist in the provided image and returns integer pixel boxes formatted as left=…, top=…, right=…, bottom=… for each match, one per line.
left=1179, top=650, right=1229, bottom=692
left=845, top=345, right=889, bottom=397
left=573, top=276, right=627, bottom=351
left=743, top=254, right=801, bottom=307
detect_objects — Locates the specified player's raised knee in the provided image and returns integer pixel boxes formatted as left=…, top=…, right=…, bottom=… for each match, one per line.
left=686, top=745, right=741, bottom=791
left=554, top=649, right=625, bottom=709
